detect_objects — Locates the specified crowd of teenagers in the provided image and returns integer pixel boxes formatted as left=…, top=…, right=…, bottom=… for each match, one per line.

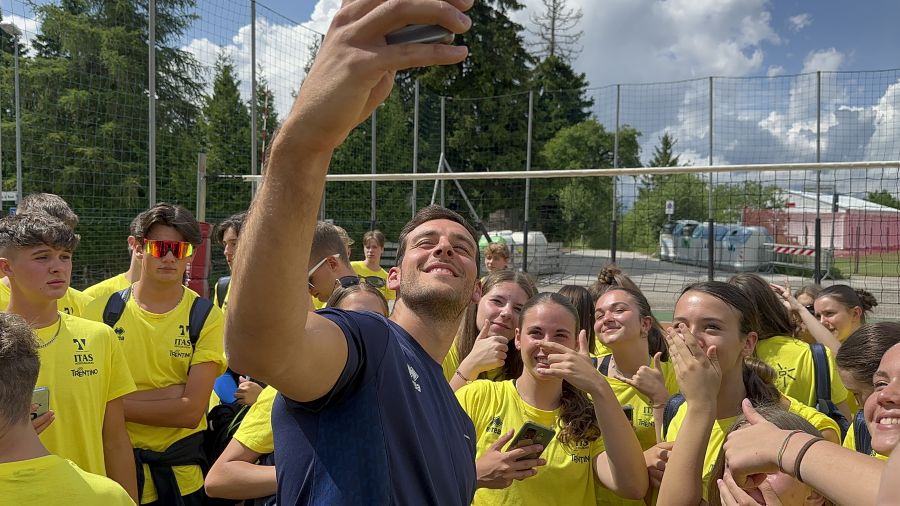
left=3, top=1, right=900, bottom=505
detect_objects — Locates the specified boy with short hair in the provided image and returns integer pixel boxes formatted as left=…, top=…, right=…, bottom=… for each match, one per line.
left=83, top=212, right=144, bottom=301
left=85, top=203, right=227, bottom=506
left=350, top=229, right=395, bottom=302
left=0, top=213, right=138, bottom=501
left=484, top=241, right=510, bottom=272
left=0, top=193, right=92, bottom=315
left=0, top=312, right=134, bottom=505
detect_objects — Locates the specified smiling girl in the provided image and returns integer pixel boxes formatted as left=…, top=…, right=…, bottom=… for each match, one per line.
left=444, top=271, right=536, bottom=390
left=456, top=293, right=647, bottom=505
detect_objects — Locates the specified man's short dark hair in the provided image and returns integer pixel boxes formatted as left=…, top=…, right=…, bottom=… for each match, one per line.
left=311, top=221, right=352, bottom=267
left=134, top=203, right=202, bottom=246
left=214, top=211, right=249, bottom=244
left=18, top=193, right=79, bottom=229
left=0, top=312, right=40, bottom=431
left=0, top=213, right=81, bottom=256
left=395, top=206, right=479, bottom=267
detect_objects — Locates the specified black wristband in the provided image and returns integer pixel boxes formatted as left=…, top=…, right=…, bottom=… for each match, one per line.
left=793, top=436, right=825, bottom=484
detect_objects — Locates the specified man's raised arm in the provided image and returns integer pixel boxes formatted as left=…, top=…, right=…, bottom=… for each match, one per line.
left=225, top=0, right=473, bottom=402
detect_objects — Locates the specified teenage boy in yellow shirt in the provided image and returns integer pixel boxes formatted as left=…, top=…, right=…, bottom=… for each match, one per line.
left=85, top=203, right=227, bottom=506
left=0, top=312, right=134, bottom=505
left=0, top=193, right=92, bottom=315
left=351, top=229, right=396, bottom=302
left=0, top=213, right=138, bottom=501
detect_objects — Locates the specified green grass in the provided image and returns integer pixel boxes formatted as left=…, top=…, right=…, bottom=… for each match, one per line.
left=832, top=252, right=900, bottom=277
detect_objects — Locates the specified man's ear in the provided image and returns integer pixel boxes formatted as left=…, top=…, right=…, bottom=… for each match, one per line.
left=387, top=266, right=400, bottom=291
left=133, top=239, right=145, bottom=260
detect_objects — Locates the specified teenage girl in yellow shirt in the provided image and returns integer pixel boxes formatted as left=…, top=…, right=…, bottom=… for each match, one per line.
left=444, top=270, right=536, bottom=390
left=655, top=282, right=840, bottom=506
left=773, top=283, right=876, bottom=355
left=456, top=293, right=648, bottom=505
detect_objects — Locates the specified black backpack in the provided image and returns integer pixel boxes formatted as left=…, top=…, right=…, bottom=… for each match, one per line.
left=215, top=276, right=230, bottom=309
left=810, top=343, right=851, bottom=438
left=662, top=393, right=686, bottom=440
left=102, top=287, right=214, bottom=349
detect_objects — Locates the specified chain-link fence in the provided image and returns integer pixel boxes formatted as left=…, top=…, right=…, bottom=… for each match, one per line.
left=2, top=1, right=899, bottom=318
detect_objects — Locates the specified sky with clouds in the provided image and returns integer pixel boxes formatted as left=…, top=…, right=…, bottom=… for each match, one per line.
left=2, top=0, right=898, bottom=195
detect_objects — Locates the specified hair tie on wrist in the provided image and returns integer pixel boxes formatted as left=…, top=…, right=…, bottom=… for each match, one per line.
left=794, top=436, right=825, bottom=483
left=455, top=369, right=472, bottom=384
left=777, top=430, right=805, bottom=473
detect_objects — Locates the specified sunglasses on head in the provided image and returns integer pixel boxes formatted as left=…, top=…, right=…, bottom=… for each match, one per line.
left=339, top=276, right=386, bottom=289
left=308, top=253, right=341, bottom=289
left=143, top=239, right=194, bottom=259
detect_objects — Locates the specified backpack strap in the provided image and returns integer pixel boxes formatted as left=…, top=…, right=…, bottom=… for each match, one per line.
left=662, top=393, right=686, bottom=441
left=188, top=296, right=215, bottom=350
left=810, top=343, right=832, bottom=406
left=599, top=355, right=612, bottom=376
left=855, top=409, right=873, bottom=456
left=102, top=287, right=132, bottom=328
left=215, top=276, right=231, bottom=309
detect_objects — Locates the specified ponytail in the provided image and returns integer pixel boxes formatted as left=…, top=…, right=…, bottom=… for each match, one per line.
left=742, top=356, right=781, bottom=407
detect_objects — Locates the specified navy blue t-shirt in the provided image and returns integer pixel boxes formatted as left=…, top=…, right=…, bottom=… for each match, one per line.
left=272, top=308, right=477, bottom=505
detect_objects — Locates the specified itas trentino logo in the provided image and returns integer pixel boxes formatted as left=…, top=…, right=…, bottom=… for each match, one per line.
left=114, top=327, right=125, bottom=341
left=407, top=364, right=421, bottom=393
left=73, top=338, right=86, bottom=351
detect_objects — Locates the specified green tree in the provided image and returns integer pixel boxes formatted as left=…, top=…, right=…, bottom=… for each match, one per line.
left=254, top=73, right=280, bottom=170
left=530, top=55, right=592, bottom=153
left=200, top=53, right=252, bottom=218
left=868, top=190, right=900, bottom=210
left=528, top=0, right=583, bottom=60
left=538, top=120, right=641, bottom=247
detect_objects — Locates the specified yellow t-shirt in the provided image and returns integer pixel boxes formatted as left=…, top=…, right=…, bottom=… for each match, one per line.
left=755, top=335, right=849, bottom=408
left=842, top=412, right=888, bottom=460
left=595, top=355, right=678, bottom=506
left=84, top=288, right=227, bottom=504
left=83, top=273, right=131, bottom=302
left=456, top=380, right=606, bottom=506
left=233, top=386, right=278, bottom=455
left=441, top=338, right=505, bottom=383
left=0, top=280, right=92, bottom=316
left=34, top=313, right=136, bottom=476
left=350, top=260, right=396, bottom=301
left=0, top=455, right=134, bottom=505
left=664, top=395, right=839, bottom=500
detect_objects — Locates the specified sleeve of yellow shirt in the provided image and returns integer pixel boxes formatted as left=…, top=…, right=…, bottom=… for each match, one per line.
left=233, top=386, right=278, bottom=455
left=191, top=304, right=227, bottom=375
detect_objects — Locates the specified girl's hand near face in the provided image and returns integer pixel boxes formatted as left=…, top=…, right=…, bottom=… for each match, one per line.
left=459, top=319, right=509, bottom=377
left=665, top=323, right=721, bottom=408
left=537, top=330, right=608, bottom=397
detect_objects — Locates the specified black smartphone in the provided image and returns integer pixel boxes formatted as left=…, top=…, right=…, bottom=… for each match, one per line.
left=623, top=404, right=634, bottom=423
left=386, top=25, right=454, bottom=45
left=505, top=421, right=556, bottom=460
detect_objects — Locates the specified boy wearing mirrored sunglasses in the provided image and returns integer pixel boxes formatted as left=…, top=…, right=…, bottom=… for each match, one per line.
left=308, top=221, right=362, bottom=309
left=0, top=213, right=138, bottom=501
left=85, top=202, right=226, bottom=506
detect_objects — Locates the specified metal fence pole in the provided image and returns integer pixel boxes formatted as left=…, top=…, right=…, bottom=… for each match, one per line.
left=707, top=76, right=715, bottom=281
left=523, top=91, right=533, bottom=273
left=370, top=109, right=377, bottom=230
left=814, top=71, right=823, bottom=284
left=611, top=84, right=620, bottom=264
left=440, top=96, right=446, bottom=207
left=250, top=0, right=258, bottom=197
left=412, top=80, right=419, bottom=218
left=148, top=0, right=157, bottom=206
left=196, top=153, right=207, bottom=222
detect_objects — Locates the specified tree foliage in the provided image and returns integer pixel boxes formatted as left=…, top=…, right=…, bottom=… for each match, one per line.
left=528, top=0, right=583, bottom=61
left=868, top=190, right=900, bottom=210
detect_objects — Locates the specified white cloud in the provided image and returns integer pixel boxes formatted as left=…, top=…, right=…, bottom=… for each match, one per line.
left=767, top=65, right=785, bottom=77
left=802, top=48, right=845, bottom=73
left=182, top=17, right=323, bottom=119
left=788, top=13, right=812, bottom=32
left=0, top=13, right=41, bottom=55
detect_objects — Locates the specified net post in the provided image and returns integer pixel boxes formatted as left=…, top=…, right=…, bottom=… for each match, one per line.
left=523, top=90, right=533, bottom=273
left=250, top=0, right=258, bottom=198
left=440, top=96, right=446, bottom=207
left=612, top=84, right=620, bottom=264
left=412, top=79, right=419, bottom=218
left=815, top=71, right=822, bottom=284
left=148, top=0, right=156, bottom=207
left=196, top=153, right=207, bottom=223
left=370, top=108, right=377, bottom=231
left=708, top=76, right=715, bottom=281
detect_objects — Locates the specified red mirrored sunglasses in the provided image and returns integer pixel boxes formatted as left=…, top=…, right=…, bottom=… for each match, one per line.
left=143, top=239, right=194, bottom=259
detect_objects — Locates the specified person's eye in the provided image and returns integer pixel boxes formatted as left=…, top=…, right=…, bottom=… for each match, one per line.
left=453, top=245, right=472, bottom=255
left=513, top=306, right=523, bottom=314
left=874, top=381, right=888, bottom=391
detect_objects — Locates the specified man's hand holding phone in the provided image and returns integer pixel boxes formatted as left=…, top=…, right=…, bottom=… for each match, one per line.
left=30, top=388, right=54, bottom=435
left=475, top=429, right=546, bottom=490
